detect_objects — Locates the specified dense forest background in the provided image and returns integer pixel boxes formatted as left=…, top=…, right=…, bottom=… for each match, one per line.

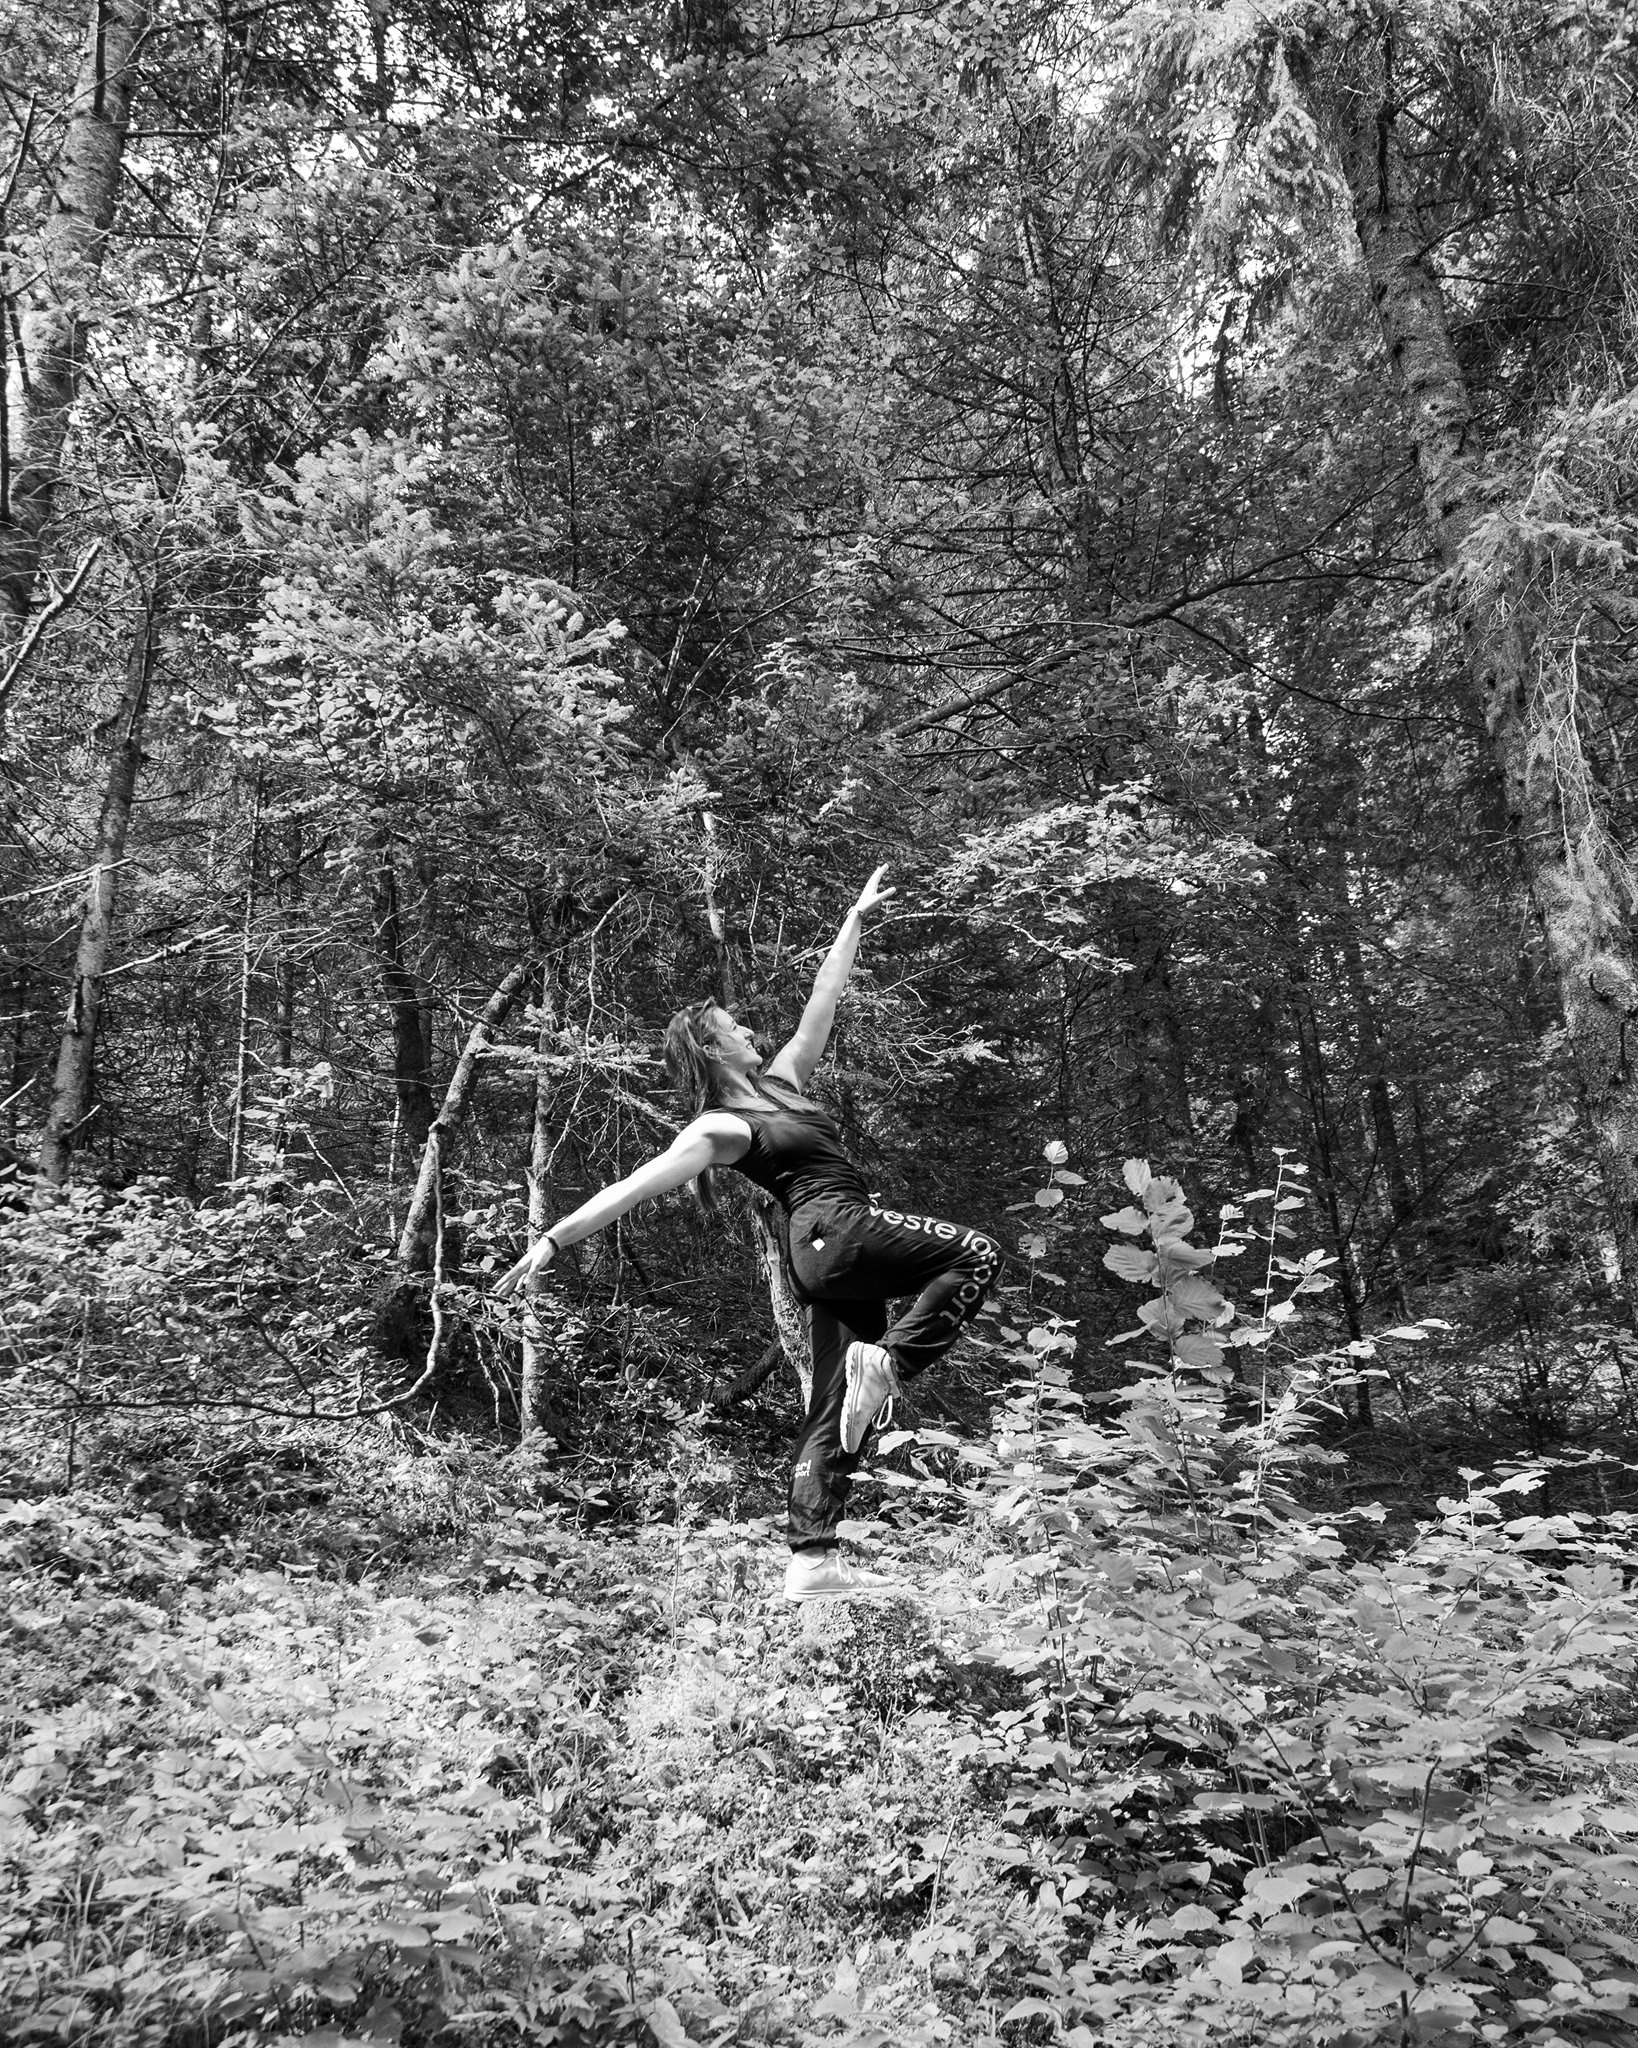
left=4, top=3, right=1638, bottom=2046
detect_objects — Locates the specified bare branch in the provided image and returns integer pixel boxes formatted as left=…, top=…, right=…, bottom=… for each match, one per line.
left=0, top=539, right=102, bottom=716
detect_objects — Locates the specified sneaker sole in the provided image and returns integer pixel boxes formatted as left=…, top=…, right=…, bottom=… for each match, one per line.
left=781, top=1580, right=902, bottom=1603
left=840, top=1347, right=893, bottom=1455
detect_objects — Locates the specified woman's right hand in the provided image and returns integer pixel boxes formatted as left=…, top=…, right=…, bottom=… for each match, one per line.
left=853, top=863, right=896, bottom=918
left=494, top=1237, right=555, bottom=1299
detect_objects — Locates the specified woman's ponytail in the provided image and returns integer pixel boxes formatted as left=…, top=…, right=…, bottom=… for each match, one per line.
left=663, top=998, right=727, bottom=1210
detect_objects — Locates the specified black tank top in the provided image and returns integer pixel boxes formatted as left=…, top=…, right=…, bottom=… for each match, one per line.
left=724, top=1075, right=870, bottom=1213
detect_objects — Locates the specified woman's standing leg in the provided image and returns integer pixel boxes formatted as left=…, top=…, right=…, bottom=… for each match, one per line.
left=786, top=1297, right=887, bottom=1552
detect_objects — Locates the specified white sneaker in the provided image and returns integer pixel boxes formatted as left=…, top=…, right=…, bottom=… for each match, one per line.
left=840, top=1341, right=901, bottom=1454
left=783, top=1551, right=898, bottom=1601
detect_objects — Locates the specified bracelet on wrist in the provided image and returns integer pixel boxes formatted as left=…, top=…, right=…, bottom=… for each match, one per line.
left=540, top=1230, right=560, bottom=1258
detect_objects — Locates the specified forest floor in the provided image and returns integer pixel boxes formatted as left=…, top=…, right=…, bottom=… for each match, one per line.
left=3, top=1390, right=1638, bottom=2048
left=0, top=1406, right=1063, bottom=2048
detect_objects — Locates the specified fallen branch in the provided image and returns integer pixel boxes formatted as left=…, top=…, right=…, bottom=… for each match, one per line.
left=711, top=1336, right=785, bottom=1409
left=397, top=950, right=541, bottom=1270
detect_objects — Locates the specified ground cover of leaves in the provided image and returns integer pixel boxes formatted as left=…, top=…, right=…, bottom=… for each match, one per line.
left=0, top=1469, right=1043, bottom=2048
left=5, top=1381, right=1638, bottom=2048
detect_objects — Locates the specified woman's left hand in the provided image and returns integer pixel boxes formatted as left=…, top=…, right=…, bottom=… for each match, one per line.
left=853, top=864, right=896, bottom=917
left=494, top=1238, right=554, bottom=1299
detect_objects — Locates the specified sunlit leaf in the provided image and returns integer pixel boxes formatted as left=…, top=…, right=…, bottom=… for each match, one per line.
left=1100, top=1206, right=1148, bottom=1234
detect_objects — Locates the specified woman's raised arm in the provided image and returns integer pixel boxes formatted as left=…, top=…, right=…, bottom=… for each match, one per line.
left=766, top=864, right=895, bottom=1090
left=493, top=1113, right=749, bottom=1298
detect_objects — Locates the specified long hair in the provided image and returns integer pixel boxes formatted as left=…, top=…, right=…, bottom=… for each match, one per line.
left=663, top=997, right=729, bottom=1209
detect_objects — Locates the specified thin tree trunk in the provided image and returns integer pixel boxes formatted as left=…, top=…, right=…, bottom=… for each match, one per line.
left=371, top=830, right=434, bottom=1151
left=1114, top=899, right=1194, bottom=1166
left=1008, top=105, right=1099, bottom=627
left=1, top=0, right=151, bottom=613
left=179, top=1014, right=210, bottom=1198
left=7, top=961, right=26, bottom=1142
left=1355, top=1093, right=1413, bottom=1325
left=227, top=780, right=262, bottom=1181
left=1340, top=63, right=1638, bottom=1306
left=36, top=590, right=159, bottom=1187
left=413, top=840, right=440, bottom=1095
left=1276, top=875, right=1367, bottom=1347
left=397, top=951, right=539, bottom=1272
left=1333, top=850, right=1416, bottom=1232
left=701, top=809, right=737, bottom=1007
left=520, top=962, right=555, bottom=1438
left=274, top=816, right=301, bottom=1071
left=754, top=1199, right=812, bottom=1405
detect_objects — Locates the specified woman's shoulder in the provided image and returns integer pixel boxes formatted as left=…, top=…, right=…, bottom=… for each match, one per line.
left=683, top=1105, right=753, bottom=1155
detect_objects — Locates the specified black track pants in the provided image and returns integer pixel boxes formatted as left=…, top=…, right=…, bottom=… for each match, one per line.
left=783, top=1200, right=999, bottom=1552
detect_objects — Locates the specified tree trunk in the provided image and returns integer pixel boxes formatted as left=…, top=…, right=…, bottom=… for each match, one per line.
left=1113, top=899, right=1194, bottom=1167
left=227, top=782, right=262, bottom=1182
left=6, top=960, right=27, bottom=1141
left=753, top=1197, right=812, bottom=1405
left=36, top=590, right=159, bottom=1186
left=371, top=830, right=434, bottom=1151
left=520, top=963, right=555, bottom=1438
left=275, top=819, right=299, bottom=1069
left=1276, top=874, right=1367, bottom=1346
left=1341, top=72, right=1638, bottom=1305
left=397, top=951, right=539, bottom=1273
left=701, top=808, right=737, bottom=1007
left=1332, top=849, right=1416, bottom=1233
left=1008, top=105, right=1100, bottom=626
left=1, top=0, right=151, bottom=613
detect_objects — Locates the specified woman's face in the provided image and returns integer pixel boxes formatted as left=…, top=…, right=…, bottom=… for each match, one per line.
left=706, top=1006, right=762, bottom=1076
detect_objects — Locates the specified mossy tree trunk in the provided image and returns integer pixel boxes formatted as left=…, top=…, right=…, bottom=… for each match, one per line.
left=1339, top=52, right=1638, bottom=1308
left=2, top=0, right=151, bottom=613
left=36, top=591, right=160, bottom=1187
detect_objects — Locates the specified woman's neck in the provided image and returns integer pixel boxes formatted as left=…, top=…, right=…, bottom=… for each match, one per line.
left=715, top=1070, right=781, bottom=1109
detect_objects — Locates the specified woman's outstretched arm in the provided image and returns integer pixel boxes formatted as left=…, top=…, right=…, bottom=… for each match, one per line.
left=493, top=1113, right=749, bottom=1297
left=767, top=864, right=895, bottom=1090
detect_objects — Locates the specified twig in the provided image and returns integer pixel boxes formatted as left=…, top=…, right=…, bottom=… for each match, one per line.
left=102, top=922, right=231, bottom=977
left=63, top=1300, right=88, bottom=1490
left=0, top=857, right=132, bottom=906
left=0, top=96, right=38, bottom=222
left=0, top=541, right=103, bottom=714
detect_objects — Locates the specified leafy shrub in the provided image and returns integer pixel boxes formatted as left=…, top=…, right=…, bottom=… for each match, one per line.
left=951, top=1156, right=1638, bottom=2046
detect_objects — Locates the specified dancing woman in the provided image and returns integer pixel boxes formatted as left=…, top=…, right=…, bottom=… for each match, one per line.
left=495, top=866, right=999, bottom=1600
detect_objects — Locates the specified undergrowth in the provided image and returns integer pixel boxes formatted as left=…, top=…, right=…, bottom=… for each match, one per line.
left=3, top=1151, right=1636, bottom=2047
